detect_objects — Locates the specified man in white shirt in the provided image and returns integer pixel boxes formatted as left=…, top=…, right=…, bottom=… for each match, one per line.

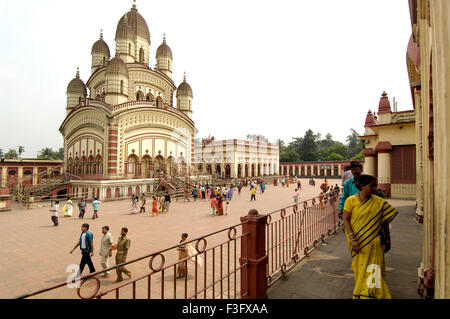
left=99, top=226, right=113, bottom=277
left=50, top=200, right=59, bottom=226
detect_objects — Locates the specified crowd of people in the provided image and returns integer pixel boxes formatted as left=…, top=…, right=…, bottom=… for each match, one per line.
left=49, top=163, right=398, bottom=298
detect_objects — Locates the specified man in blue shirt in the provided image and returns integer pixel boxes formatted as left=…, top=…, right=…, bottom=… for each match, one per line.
left=70, top=223, right=96, bottom=278
left=91, top=197, right=102, bottom=219
left=338, top=161, right=363, bottom=218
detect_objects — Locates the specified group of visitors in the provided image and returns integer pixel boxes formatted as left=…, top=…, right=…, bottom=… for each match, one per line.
left=50, top=197, right=102, bottom=226
left=186, top=184, right=234, bottom=202
left=69, top=223, right=132, bottom=282
left=130, top=192, right=172, bottom=216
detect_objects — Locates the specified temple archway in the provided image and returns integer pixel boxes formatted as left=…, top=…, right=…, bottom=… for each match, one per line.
left=225, top=164, right=231, bottom=178
left=237, top=164, right=242, bottom=178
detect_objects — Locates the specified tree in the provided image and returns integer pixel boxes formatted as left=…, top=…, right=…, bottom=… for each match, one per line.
left=37, top=147, right=64, bottom=160
left=351, top=149, right=365, bottom=161
left=4, top=149, right=18, bottom=159
left=0, top=149, right=3, bottom=158
left=327, top=152, right=345, bottom=161
left=280, top=146, right=299, bottom=162
left=346, top=128, right=364, bottom=158
left=294, top=130, right=320, bottom=161
left=246, top=134, right=269, bottom=143
left=18, top=146, right=25, bottom=158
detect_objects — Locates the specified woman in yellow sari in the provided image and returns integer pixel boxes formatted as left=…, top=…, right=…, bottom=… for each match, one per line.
left=342, top=174, right=397, bottom=299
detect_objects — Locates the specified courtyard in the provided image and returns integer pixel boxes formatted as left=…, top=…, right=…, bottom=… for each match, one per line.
left=0, top=178, right=336, bottom=299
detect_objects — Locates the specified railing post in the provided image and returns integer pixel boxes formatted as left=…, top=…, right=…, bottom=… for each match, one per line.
left=240, top=209, right=268, bottom=299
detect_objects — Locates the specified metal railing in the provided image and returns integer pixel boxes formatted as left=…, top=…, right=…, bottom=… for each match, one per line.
left=265, top=190, right=342, bottom=287
left=17, top=191, right=342, bottom=299
left=18, top=222, right=249, bottom=299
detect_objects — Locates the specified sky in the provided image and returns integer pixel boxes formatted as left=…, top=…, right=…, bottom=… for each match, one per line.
left=0, top=0, right=414, bottom=158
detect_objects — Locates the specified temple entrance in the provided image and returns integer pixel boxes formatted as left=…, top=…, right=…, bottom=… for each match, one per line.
left=257, top=164, right=261, bottom=176
left=215, top=164, right=221, bottom=177
left=166, top=156, right=174, bottom=177
left=207, top=164, right=212, bottom=175
left=245, top=164, right=249, bottom=177
left=225, top=164, right=231, bottom=178
left=251, top=164, right=255, bottom=177
left=237, top=164, right=242, bottom=178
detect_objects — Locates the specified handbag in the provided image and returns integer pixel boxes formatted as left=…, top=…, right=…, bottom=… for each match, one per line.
left=380, top=222, right=391, bottom=253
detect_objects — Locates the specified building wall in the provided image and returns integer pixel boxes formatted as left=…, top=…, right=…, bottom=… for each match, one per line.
left=409, top=0, right=450, bottom=298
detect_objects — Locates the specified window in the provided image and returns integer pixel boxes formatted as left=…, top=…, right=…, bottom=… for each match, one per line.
left=139, top=48, right=144, bottom=62
left=120, top=80, right=124, bottom=94
left=128, top=43, right=131, bottom=55
left=102, top=56, right=106, bottom=65
left=391, top=146, right=416, bottom=183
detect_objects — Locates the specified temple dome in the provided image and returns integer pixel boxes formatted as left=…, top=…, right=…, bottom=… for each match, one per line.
left=67, top=68, right=87, bottom=95
left=176, top=75, right=193, bottom=98
left=115, top=4, right=150, bottom=44
left=378, top=91, right=391, bottom=113
left=156, top=35, right=172, bottom=59
left=91, top=32, right=110, bottom=56
left=106, top=56, right=129, bottom=76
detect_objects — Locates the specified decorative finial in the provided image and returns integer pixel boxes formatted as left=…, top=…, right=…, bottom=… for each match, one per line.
left=132, top=0, right=136, bottom=9
left=76, top=66, right=80, bottom=78
left=163, top=33, right=166, bottom=43
left=183, top=71, right=186, bottom=82
left=100, top=29, right=103, bottom=39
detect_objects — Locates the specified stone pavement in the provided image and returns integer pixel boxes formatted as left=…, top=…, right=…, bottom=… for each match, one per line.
left=267, top=199, right=423, bottom=299
left=0, top=178, right=332, bottom=299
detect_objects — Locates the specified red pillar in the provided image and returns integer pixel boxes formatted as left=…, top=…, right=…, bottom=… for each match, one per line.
left=240, top=209, right=268, bottom=299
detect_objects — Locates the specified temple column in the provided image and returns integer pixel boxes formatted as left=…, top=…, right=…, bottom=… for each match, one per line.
left=375, top=142, right=392, bottom=198
left=363, top=148, right=377, bottom=176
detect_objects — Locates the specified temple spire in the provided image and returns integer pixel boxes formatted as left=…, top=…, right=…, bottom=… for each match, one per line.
left=76, top=66, right=80, bottom=78
left=183, top=71, right=186, bottom=82
left=163, top=33, right=166, bottom=43
left=100, top=29, right=103, bottom=40
left=132, top=0, right=137, bottom=9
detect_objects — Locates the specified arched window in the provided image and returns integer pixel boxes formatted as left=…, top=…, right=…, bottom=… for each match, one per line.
left=102, top=56, right=106, bottom=65
left=146, top=93, right=154, bottom=101
left=139, top=48, right=144, bottom=62
left=136, top=90, right=144, bottom=101
left=96, top=94, right=101, bottom=100
left=120, top=80, right=124, bottom=94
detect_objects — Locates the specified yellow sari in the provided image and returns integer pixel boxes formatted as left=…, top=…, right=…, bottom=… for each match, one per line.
left=344, top=195, right=397, bottom=299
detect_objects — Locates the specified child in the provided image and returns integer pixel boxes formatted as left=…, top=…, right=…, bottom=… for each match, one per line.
left=225, top=201, right=229, bottom=215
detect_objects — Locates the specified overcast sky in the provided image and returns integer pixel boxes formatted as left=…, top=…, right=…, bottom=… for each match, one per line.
left=0, top=0, right=413, bottom=158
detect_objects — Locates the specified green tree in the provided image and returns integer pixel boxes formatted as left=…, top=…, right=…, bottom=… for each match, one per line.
left=280, top=146, right=299, bottom=162
left=351, top=149, right=365, bottom=161
left=18, top=146, right=25, bottom=158
left=4, top=149, right=18, bottom=159
left=56, top=148, right=64, bottom=160
left=0, top=149, right=3, bottom=158
left=346, top=128, right=364, bottom=158
left=293, top=130, right=320, bottom=161
left=327, top=152, right=345, bottom=161
left=246, top=134, right=269, bottom=143
left=37, top=147, right=57, bottom=160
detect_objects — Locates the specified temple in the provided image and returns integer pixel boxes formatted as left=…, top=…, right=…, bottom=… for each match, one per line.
left=60, top=2, right=199, bottom=200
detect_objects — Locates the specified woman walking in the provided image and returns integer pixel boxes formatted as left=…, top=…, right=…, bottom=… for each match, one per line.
left=342, top=174, right=398, bottom=299
left=63, top=197, right=74, bottom=217
left=152, top=196, right=159, bottom=217
left=293, top=188, right=299, bottom=204
left=130, top=195, right=138, bottom=214
left=176, top=233, right=203, bottom=278
left=216, top=196, right=224, bottom=215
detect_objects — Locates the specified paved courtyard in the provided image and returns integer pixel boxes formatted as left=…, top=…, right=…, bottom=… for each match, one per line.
left=0, top=178, right=336, bottom=299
